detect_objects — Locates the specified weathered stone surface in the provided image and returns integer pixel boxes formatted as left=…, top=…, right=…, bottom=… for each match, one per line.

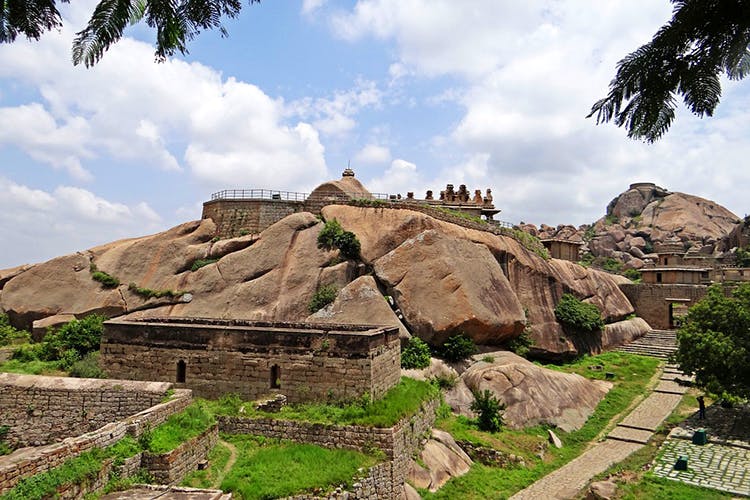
left=548, top=429, right=563, bottom=449
left=418, top=438, right=472, bottom=492
left=0, top=264, right=33, bottom=289
left=601, top=317, right=651, bottom=349
left=403, top=482, right=422, bottom=500
left=587, top=480, right=618, bottom=500
left=461, top=351, right=611, bottom=431
left=402, top=358, right=458, bottom=383
left=307, top=275, right=409, bottom=339
left=373, top=230, right=526, bottom=345
left=32, top=314, right=77, bottom=339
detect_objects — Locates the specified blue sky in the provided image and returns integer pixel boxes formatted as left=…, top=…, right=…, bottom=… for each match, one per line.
left=1, top=0, right=748, bottom=268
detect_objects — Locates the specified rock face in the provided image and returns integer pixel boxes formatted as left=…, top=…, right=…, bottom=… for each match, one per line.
left=531, top=183, right=740, bottom=269
left=1, top=206, right=638, bottom=358
left=408, top=429, right=472, bottom=492
left=458, top=351, right=611, bottom=431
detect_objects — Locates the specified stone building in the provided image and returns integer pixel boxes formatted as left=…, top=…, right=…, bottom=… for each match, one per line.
left=541, top=238, right=584, bottom=262
left=100, top=317, right=401, bottom=403
left=201, top=169, right=502, bottom=237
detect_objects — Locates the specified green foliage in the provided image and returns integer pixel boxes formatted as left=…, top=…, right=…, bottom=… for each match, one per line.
left=735, top=246, right=750, bottom=267
left=317, top=218, right=361, bottom=260
left=501, top=228, right=550, bottom=259
left=438, top=334, right=476, bottom=362
left=470, top=389, right=505, bottom=432
left=0, top=425, right=10, bottom=456
left=433, top=206, right=487, bottom=225
left=589, top=0, right=750, bottom=142
left=643, top=239, right=654, bottom=254
left=69, top=351, right=106, bottom=378
left=207, top=377, right=439, bottom=428
left=308, top=284, right=338, bottom=313
left=582, top=225, right=596, bottom=243
left=190, top=258, right=219, bottom=272
left=578, top=252, right=595, bottom=267
left=506, top=328, right=534, bottom=358
left=349, top=198, right=388, bottom=208
left=674, top=283, right=750, bottom=399
left=0, top=314, right=30, bottom=346
left=181, top=440, right=232, bottom=489
left=144, top=402, right=215, bottom=453
left=604, top=214, right=619, bottom=226
left=220, top=434, right=378, bottom=499
left=128, top=283, right=184, bottom=299
left=554, top=294, right=604, bottom=333
left=401, top=337, right=431, bottom=369
left=623, top=268, right=642, bottom=282
left=89, top=262, right=120, bottom=288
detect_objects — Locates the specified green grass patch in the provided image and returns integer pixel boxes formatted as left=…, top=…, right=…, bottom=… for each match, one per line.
left=190, top=258, right=219, bottom=272
left=89, top=263, right=120, bottom=288
left=425, top=352, right=660, bottom=498
left=0, top=314, right=30, bottom=346
left=0, top=436, right=140, bottom=500
left=617, top=475, right=731, bottom=499
left=181, top=441, right=232, bottom=489
left=220, top=434, right=378, bottom=499
left=0, top=357, right=66, bottom=375
left=128, top=283, right=185, bottom=299
left=207, top=377, right=439, bottom=427
left=142, top=402, right=215, bottom=454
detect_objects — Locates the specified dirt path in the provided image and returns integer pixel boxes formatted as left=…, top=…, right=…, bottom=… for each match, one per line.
left=213, top=439, right=238, bottom=489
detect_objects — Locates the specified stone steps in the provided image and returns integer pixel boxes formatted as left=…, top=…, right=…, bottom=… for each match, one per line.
left=617, top=330, right=678, bottom=359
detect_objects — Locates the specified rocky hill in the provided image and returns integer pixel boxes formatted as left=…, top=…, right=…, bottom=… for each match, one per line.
left=524, top=183, right=741, bottom=270
left=0, top=205, right=646, bottom=359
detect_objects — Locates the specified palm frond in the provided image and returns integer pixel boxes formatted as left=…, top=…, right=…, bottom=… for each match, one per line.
left=1, top=0, right=63, bottom=43
left=72, top=0, right=138, bottom=67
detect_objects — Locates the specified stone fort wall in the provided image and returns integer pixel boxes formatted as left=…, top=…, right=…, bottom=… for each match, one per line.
left=0, top=374, right=192, bottom=494
left=0, top=373, right=175, bottom=448
left=620, top=283, right=708, bottom=329
left=202, top=198, right=304, bottom=238
left=100, top=318, right=401, bottom=403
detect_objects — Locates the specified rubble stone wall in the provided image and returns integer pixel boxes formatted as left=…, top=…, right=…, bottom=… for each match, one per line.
left=620, top=283, right=708, bottom=329
left=101, top=319, right=401, bottom=403
left=201, top=198, right=303, bottom=238
left=142, top=424, right=219, bottom=485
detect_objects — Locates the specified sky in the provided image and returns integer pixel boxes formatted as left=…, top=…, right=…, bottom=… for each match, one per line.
left=1, top=0, right=749, bottom=269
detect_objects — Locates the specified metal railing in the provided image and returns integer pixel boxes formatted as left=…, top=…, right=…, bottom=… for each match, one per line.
left=210, top=189, right=392, bottom=202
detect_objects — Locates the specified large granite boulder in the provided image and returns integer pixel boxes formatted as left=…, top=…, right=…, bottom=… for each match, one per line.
left=373, top=230, right=526, bottom=344
left=457, top=351, right=611, bottom=431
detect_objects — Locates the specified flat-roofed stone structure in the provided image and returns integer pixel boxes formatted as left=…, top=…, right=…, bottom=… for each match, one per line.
left=100, top=317, right=400, bottom=403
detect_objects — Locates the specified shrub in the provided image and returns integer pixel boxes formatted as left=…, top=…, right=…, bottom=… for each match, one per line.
left=51, top=314, right=104, bottom=357
left=317, top=219, right=361, bottom=260
left=0, top=314, right=30, bottom=346
left=470, top=389, right=505, bottom=432
left=554, top=294, right=604, bottom=333
left=401, top=337, right=431, bottom=369
left=439, top=334, right=476, bottom=362
left=69, top=352, right=107, bottom=378
left=308, top=285, right=338, bottom=313
left=128, top=283, right=184, bottom=299
left=623, top=268, right=642, bottom=282
left=89, top=263, right=120, bottom=288
left=190, top=258, right=219, bottom=272
left=506, top=328, right=534, bottom=358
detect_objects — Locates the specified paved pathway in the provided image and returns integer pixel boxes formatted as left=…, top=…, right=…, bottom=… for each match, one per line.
left=650, top=402, right=750, bottom=496
left=510, top=365, right=689, bottom=500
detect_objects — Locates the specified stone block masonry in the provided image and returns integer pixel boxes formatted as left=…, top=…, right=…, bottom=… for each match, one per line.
left=101, top=317, right=401, bottom=404
left=221, top=396, right=441, bottom=499
left=202, top=198, right=304, bottom=238
left=0, top=374, right=191, bottom=494
left=142, top=424, right=219, bottom=485
left=0, top=373, right=175, bottom=448
left=620, top=283, right=708, bottom=329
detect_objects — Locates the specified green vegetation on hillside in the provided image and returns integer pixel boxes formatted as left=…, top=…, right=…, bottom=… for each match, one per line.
left=207, top=377, right=438, bottom=427
left=141, top=402, right=215, bottom=454
left=308, top=284, right=338, bottom=313
left=554, top=294, right=604, bottom=333
left=0, top=314, right=29, bottom=346
left=401, top=337, right=431, bottom=369
left=317, top=219, right=361, bottom=260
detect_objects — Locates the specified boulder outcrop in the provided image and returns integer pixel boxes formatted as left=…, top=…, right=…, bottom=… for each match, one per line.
left=455, top=351, right=611, bottom=431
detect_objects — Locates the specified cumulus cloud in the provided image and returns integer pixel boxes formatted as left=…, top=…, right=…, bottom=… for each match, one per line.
left=366, top=158, right=422, bottom=194
left=354, top=144, right=391, bottom=165
left=0, top=177, right=163, bottom=266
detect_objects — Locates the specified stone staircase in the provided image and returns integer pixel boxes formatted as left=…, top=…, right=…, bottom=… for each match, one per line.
left=618, top=330, right=678, bottom=359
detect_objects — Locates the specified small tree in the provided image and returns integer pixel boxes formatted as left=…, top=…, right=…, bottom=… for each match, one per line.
left=317, top=219, right=361, bottom=260
left=470, top=389, right=505, bottom=432
left=439, top=334, right=476, bottom=362
left=554, top=294, right=604, bottom=333
left=308, top=285, right=338, bottom=313
left=674, top=283, right=750, bottom=399
left=401, top=337, right=431, bottom=369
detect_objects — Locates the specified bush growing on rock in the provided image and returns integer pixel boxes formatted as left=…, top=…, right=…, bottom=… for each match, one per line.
left=0, top=314, right=30, bottom=346
left=554, top=294, right=604, bottom=333
left=317, top=219, right=361, bottom=260
left=308, top=285, right=338, bottom=313
left=400, top=337, right=431, bottom=369
left=438, top=334, right=476, bottom=362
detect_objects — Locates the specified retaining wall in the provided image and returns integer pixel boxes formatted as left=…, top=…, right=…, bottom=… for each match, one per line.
left=0, top=381, right=191, bottom=494
left=142, top=424, right=219, bottom=485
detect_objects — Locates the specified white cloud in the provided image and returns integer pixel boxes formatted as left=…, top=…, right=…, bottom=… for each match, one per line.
left=354, top=144, right=391, bottom=165
left=302, top=0, right=328, bottom=15
left=366, top=158, right=422, bottom=194
left=0, top=177, right=163, bottom=266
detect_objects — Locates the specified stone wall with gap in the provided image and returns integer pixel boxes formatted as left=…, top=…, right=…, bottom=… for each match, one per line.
left=220, top=395, right=440, bottom=499
left=620, top=283, right=709, bottom=329
left=0, top=373, right=175, bottom=448
left=100, top=318, right=401, bottom=404
left=142, top=424, right=219, bottom=485
left=0, top=378, right=191, bottom=495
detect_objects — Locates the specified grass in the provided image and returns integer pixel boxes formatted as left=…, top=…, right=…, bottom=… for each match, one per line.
left=206, top=377, right=439, bottom=427
left=0, top=436, right=140, bottom=500
left=142, top=402, right=215, bottom=454
left=128, top=283, right=185, bottom=299
left=220, top=434, right=378, bottom=499
left=616, top=475, right=731, bottom=499
left=0, top=357, right=66, bottom=376
left=181, top=440, right=232, bottom=489
left=423, top=352, right=661, bottom=499
left=190, top=258, right=219, bottom=272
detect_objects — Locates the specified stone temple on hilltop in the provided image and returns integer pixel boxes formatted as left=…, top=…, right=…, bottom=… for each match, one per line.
left=201, top=168, right=502, bottom=238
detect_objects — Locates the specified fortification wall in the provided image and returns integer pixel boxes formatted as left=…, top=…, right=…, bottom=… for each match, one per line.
left=220, top=396, right=440, bottom=499
left=0, top=373, right=174, bottom=448
left=202, top=198, right=304, bottom=237
left=0, top=380, right=191, bottom=494
left=101, top=319, right=401, bottom=403
left=620, top=283, right=708, bottom=329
